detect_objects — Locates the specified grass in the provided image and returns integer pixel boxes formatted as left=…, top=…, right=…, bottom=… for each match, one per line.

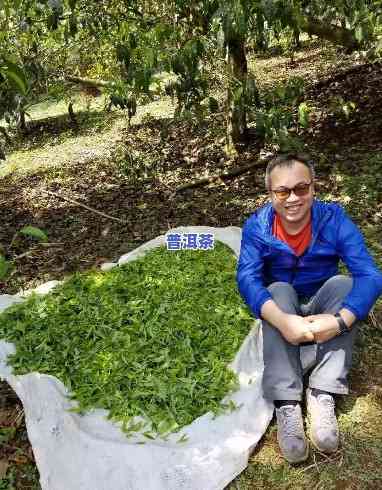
left=0, top=465, right=40, bottom=490
left=0, top=113, right=122, bottom=178
left=0, top=95, right=174, bottom=179
left=229, top=371, right=382, bottom=490
left=26, top=93, right=107, bottom=121
left=248, top=38, right=361, bottom=92
left=229, top=392, right=382, bottom=489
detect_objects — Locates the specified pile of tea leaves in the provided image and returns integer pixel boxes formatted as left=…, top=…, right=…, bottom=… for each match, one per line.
left=0, top=242, right=254, bottom=438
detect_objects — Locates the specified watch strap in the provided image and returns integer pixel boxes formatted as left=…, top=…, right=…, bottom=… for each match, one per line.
left=334, top=313, right=349, bottom=336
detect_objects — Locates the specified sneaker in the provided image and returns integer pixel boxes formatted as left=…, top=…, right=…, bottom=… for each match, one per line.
left=275, top=403, right=309, bottom=463
left=306, top=388, right=339, bottom=453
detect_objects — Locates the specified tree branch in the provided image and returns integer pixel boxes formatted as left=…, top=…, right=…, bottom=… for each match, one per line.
left=299, top=17, right=360, bottom=50
left=65, top=75, right=110, bottom=88
left=40, top=190, right=128, bottom=224
left=176, top=156, right=271, bottom=192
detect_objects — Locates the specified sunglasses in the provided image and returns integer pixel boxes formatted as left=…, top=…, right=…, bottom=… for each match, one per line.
left=270, top=181, right=313, bottom=201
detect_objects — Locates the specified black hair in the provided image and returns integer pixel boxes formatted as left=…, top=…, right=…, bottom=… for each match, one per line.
left=265, top=153, right=315, bottom=189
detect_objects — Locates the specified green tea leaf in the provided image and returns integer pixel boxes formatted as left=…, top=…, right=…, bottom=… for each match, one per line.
left=0, top=243, right=254, bottom=438
left=176, top=433, right=189, bottom=444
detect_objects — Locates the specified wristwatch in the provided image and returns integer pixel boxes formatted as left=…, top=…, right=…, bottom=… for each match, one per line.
left=334, top=312, right=350, bottom=336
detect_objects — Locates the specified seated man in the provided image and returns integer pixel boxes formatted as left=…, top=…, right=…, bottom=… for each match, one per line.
left=236, top=154, right=382, bottom=463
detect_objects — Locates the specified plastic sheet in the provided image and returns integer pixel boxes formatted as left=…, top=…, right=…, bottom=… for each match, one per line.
left=0, top=226, right=315, bottom=489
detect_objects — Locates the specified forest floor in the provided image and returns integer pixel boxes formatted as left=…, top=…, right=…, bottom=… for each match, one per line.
left=0, top=40, right=381, bottom=489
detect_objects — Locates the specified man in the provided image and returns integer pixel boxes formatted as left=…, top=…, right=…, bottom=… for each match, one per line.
left=236, top=154, right=382, bottom=463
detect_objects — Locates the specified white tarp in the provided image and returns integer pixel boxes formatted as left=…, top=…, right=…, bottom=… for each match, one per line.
left=0, top=226, right=316, bottom=490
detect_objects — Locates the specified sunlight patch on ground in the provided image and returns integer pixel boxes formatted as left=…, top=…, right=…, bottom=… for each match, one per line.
left=0, top=128, right=120, bottom=178
left=27, top=94, right=108, bottom=121
left=339, top=394, right=382, bottom=437
left=0, top=97, right=174, bottom=179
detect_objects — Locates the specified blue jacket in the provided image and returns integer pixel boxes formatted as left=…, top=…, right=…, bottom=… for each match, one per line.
left=237, top=199, right=382, bottom=320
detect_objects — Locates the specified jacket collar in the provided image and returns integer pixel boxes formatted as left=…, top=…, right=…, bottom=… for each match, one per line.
left=260, top=199, right=332, bottom=237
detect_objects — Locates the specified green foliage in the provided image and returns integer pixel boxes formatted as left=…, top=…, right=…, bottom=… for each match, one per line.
left=173, top=39, right=205, bottom=76
left=249, top=76, right=307, bottom=148
left=0, top=58, right=31, bottom=130
left=245, top=75, right=260, bottom=106
left=116, top=148, right=157, bottom=181
left=0, top=58, right=29, bottom=96
left=0, top=469, right=16, bottom=490
left=19, top=226, right=48, bottom=242
left=0, top=255, right=12, bottom=280
left=167, top=38, right=210, bottom=118
left=218, top=0, right=252, bottom=43
left=207, top=96, right=219, bottom=113
left=254, top=106, right=292, bottom=141
left=329, top=96, right=357, bottom=120
left=298, top=102, right=311, bottom=128
left=0, top=427, right=16, bottom=444
left=325, top=153, right=382, bottom=267
left=0, top=0, right=380, bottom=148
left=262, top=76, right=305, bottom=108
left=0, top=243, right=254, bottom=438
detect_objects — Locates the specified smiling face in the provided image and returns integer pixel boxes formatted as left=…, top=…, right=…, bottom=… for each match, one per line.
left=269, top=161, right=314, bottom=233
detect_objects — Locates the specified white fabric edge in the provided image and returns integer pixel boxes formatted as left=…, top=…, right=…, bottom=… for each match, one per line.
left=0, top=226, right=275, bottom=490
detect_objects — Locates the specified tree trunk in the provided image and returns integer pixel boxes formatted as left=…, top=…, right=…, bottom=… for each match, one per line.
left=0, top=126, right=11, bottom=143
left=256, top=12, right=267, bottom=51
left=226, top=37, right=248, bottom=156
left=299, top=17, right=359, bottom=50
left=293, top=28, right=301, bottom=49
left=68, top=102, right=77, bottom=126
left=18, top=110, right=26, bottom=132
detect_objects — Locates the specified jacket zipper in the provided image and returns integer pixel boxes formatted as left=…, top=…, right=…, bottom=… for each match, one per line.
left=267, top=208, right=333, bottom=284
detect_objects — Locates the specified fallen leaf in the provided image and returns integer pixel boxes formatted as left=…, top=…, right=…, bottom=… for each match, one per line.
left=9, top=453, right=28, bottom=465
left=0, top=409, right=10, bottom=425
left=0, top=459, right=9, bottom=478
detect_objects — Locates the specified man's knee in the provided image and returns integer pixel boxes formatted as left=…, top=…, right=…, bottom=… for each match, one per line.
left=267, top=281, right=297, bottom=299
left=323, top=275, right=353, bottom=297
left=309, top=275, right=354, bottom=315
left=267, top=281, right=299, bottom=312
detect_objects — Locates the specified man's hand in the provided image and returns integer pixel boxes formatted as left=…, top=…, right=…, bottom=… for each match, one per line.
left=280, top=314, right=315, bottom=345
left=260, top=300, right=314, bottom=345
left=305, top=314, right=339, bottom=343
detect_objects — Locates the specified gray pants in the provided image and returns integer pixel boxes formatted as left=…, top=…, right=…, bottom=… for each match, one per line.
left=262, top=275, right=358, bottom=402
